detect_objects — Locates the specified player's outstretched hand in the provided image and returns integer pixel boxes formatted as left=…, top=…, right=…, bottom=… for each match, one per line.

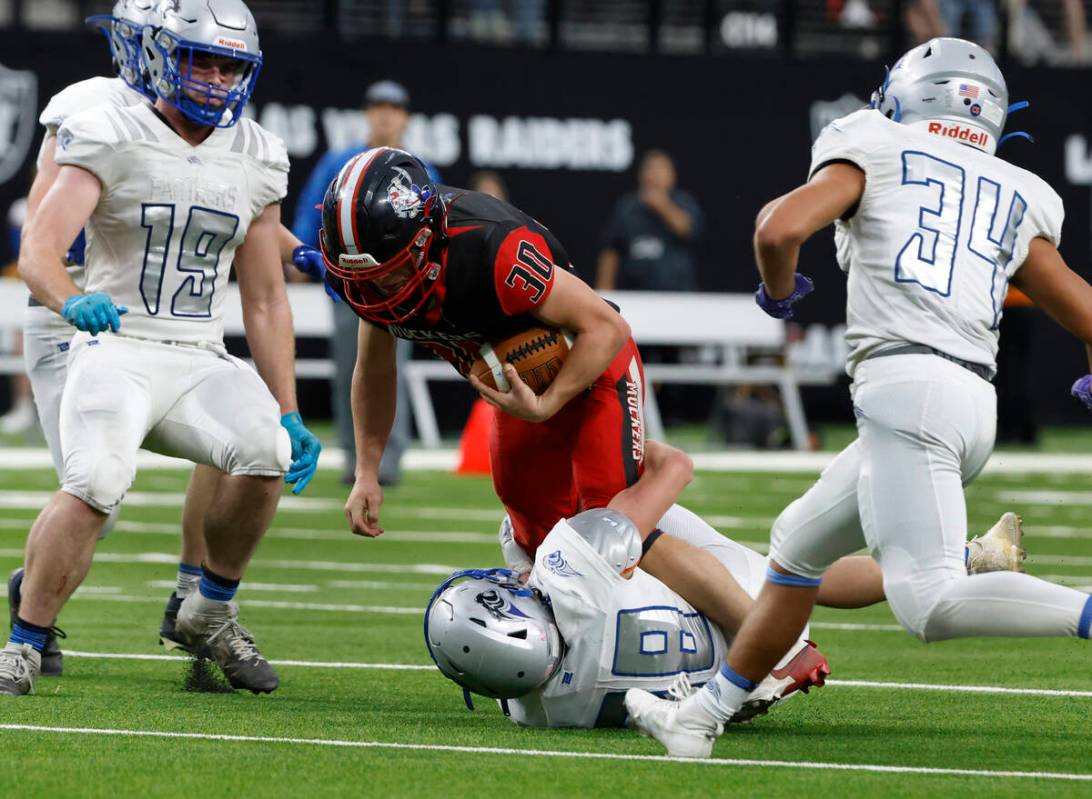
left=1071, top=375, right=1092, bottom=411
left=345, top=475, right=384, bottom=538
left=755, top=273, right=815, bottom=320
left=292, top=244, right=341, bottom=302
left=469, top=363, right=555, bottom=423
left=281, top=412, right=322, bottom=494
left=61, top=292, right=128, bottom=335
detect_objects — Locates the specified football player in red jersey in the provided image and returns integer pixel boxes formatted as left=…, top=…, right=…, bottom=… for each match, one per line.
left=320, top=147, right=645, bottom=553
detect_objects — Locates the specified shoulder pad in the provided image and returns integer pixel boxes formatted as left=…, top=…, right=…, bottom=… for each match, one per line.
left=230, top=119, right=290, bottom=171
left=40, top=77, right=133, bottom=130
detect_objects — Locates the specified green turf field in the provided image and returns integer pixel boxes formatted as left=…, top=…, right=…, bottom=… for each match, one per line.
left=1, top=461, right=1090, bottom=797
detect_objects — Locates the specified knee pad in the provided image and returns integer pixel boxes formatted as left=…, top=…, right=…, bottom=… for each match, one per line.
left=225, top=416, right=291, bottom=475
left=64, top=452, right=133, bottom=514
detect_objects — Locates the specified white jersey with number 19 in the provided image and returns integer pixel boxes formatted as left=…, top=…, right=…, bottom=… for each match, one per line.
left=53, top=102, right=288, bottom=345
left=811, top=109, right=1063, bottom=377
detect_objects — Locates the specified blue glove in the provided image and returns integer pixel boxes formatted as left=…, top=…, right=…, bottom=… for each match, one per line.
left=755, top=274, right=815, bottom=320
left=1071, top=375, right=1092, bottom=411
left=292, top=244, right=341, bottom=302
left=61, top=292, right=128, bottom=335
left=281, top=411, right=321, bottom=494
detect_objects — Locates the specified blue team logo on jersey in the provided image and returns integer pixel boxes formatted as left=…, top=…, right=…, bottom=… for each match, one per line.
left=543, top=550, right=582, bottom=579
left=561, top=671, right=574, bottom=686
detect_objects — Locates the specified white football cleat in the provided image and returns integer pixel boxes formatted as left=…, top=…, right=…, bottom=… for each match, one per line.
left=625, top=688, right=723, bottom=759
left=967, top=512, right=1025, bottom=574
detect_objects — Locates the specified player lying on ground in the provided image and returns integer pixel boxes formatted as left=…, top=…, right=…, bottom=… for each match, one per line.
left=627, top=38, right=1092, bottom=758
left=0, top=0, right=320, bottom=697
left=8, top=0, right=328, bottom=675
left=319, top=148, right=648, bottom=557
left=425, top=441, right=1024, bottom=728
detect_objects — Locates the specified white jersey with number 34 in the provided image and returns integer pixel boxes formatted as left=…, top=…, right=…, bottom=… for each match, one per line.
left=53, top=102, right=289, bottom=345
left=811, top=109, right=1064, bottom=376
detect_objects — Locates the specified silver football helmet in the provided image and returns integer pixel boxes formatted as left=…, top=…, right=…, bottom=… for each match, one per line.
left=872, top=38, right=1009, bottom=154
left=142, top=0, right=262, bottom=128
left=425, top=569, right=562, bottom=701
left=86, top=0, right=158, bottom=97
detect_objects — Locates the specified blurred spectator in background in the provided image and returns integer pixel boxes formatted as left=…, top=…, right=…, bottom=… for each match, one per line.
left=595, top=149, right=703, bottom=292
left=905, top=0, right=947, bottom=42
left=468, top=0, right=546, bottom=43
left=1007, top=0, right=1089, bottom=64
left=939, top=0, right=999, bottom=51
left=293, top=80, right=440, bottom=486
left=468, top=169, right=509, bottom=201
left=0, top=197, right=33, bottom=435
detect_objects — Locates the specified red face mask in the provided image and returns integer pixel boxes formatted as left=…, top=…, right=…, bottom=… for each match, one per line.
left=322, top=226, right=445, bottom=325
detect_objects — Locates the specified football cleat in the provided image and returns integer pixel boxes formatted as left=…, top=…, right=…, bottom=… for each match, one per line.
left=8, top=568, right=64, bottom=677
left=967, top=512, right=1025, bottom=574
left=159, top=591, right=189, bottom=652
left=0, top=642, right=40, bottom=696
left=734, top=639, right=831, bottom=723
left=625, top=688, right=723, bottom=759
left=175, top=593, right=279, bottom=694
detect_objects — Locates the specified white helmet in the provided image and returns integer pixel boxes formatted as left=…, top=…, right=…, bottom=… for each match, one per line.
left=86, top=0, right=158, bottom=97
left=872, top=37, right=1014, bottom=154
left=141, top=0, right=262, bottom=128
left=424, top=569, right=562, bottom=703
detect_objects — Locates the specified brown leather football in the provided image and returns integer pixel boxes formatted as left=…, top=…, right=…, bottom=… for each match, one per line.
left=470, top=327, right=571, bottom=395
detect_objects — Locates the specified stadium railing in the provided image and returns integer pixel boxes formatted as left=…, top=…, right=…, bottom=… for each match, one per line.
left=0, top=279, right=838, bottom=449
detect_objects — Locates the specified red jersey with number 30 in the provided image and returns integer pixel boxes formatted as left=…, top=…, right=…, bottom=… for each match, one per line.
left=359, top=186, right=574, bottom=376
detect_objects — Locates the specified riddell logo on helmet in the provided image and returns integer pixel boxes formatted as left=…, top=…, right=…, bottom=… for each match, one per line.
left=215, top=36, right=248, bottom=51
left=927, top=122, right=989, bottom=147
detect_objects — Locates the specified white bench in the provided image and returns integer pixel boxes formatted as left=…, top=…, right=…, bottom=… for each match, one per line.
left=0, top=281, right=836, bottom=450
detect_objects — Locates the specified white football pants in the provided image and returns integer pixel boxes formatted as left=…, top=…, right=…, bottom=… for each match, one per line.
left=771, top=353, right=1090, bottom=642
left=24, top=306, right=120, bottom=535
left=59, top=332, right=290, bottom=514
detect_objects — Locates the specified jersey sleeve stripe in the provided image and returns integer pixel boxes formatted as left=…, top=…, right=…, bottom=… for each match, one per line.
left=231, top=125, right=247, bottom=153
left=114, top=111, right=142, bottom=143
left=103, top=114, right=126, bottom=146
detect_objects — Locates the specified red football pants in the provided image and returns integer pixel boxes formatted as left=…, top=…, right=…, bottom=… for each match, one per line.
left=489, top=337, right=646, bottom=555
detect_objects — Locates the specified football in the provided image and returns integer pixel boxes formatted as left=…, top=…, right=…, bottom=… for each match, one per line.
left=470, top=327, right=571, bottom=395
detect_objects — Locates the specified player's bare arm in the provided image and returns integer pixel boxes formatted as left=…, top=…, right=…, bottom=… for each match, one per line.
left=235, top=203, right=299, bottom=416
left=754, top=162, right=865, bottom=298
left=18, top=164, right=101, bottom=312
left=26, top=135, right=61, bottom=220
left=1011, top=237, right=1092, bottom=369
left=345, top=320, right=397, bottom=537
left=471, top=269, right=630, bottom=422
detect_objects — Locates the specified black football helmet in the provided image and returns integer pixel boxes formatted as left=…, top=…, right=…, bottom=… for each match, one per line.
left=321, top=147, right=447, bottom=324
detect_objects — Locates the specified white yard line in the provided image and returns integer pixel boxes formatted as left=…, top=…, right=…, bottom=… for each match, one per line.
left=996, top=490, right=1092, bottom=506
left=0, top=724, right=1087, bottom=781
left=55, top=650, right=1092, bottom=699
left=146, top=580, right=320, bottom=593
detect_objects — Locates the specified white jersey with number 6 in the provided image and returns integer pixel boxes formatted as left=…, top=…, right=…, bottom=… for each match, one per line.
left=811, top=109, right=1063, bottom=377
left=53, top=102, right=288, bottom=345
left=507, top=505, right=777, bottom=729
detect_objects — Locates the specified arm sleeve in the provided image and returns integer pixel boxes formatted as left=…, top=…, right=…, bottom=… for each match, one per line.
left=292, top=151, right=339, bottom=248
left=491, top=225, right=559, bottom=315
left=808, top=109, right=879, bottom=181
left=53, top=112, right=124, bottom=188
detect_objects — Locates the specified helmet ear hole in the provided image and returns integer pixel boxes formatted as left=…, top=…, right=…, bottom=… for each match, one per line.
left=507, top=629, right=528, bottom=640
left=469, top=618, right=486, bottom=627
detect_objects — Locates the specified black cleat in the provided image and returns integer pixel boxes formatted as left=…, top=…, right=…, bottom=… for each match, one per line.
left=8, top=568, right=64, bottom=677
left=159, top=591, right=190, bottom=652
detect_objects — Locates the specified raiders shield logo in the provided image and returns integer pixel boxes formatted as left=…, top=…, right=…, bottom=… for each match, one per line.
left=0, top=63, right=36, bottom=185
